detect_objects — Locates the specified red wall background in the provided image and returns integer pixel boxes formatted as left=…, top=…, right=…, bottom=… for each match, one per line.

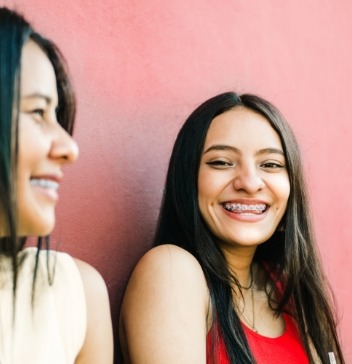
left=2, top=0, right=352, bottom=361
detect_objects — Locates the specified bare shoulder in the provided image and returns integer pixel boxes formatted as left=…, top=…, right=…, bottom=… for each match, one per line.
left=122, top=244, right=209, bottom=311
left=73, top=258, right=108, bottom=297
left=120, top=245, right=209, bottom=364
left=133, top=244, right=208, bottom=283
left=73, top=259, right=113, bottom=364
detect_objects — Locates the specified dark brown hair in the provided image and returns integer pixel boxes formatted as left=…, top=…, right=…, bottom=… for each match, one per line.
left=0, top=7, right=76, bottom=294
left=154, top=92, right=344, bottom=363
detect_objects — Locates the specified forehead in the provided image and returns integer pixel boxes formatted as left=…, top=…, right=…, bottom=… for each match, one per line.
left=20, top=40, right=57, bottom=100
left=204, top=107, right=283, bottom=151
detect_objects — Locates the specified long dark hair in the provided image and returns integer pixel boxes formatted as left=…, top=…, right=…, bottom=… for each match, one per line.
left=0, top=7, right=76, bottom=294
left=154, top=92, right=344, bottom=363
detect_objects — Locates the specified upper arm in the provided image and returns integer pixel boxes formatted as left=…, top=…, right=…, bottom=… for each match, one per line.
left=74, top=259, right=114, bottom=364
left=119, top=245, right=210, bottom=364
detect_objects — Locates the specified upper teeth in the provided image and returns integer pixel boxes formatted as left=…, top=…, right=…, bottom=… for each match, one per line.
left=223, top=203, right=266, bottom=212
left=30, top=179, right=59, bottom=190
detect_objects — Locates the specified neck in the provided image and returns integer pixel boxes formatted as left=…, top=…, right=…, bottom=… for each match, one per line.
left=220, top=244, right=257, bottom=288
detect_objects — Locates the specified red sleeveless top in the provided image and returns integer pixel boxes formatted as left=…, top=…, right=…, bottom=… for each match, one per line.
left=206, top=314, right=309, bottom=364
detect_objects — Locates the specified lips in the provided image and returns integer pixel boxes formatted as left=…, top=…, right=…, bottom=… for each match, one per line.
left=29, top=176, right=61, bottom=203
left=222, top=202, right=268, bottom=214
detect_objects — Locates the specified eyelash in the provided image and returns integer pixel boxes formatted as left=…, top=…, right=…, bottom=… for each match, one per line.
left=206, top=160, right=285, bottom=170
left=206, top=160, right=234, bottom=168
left=260, top=162, right=284, bottom=169
left=32, top=109, right=45, bottom=117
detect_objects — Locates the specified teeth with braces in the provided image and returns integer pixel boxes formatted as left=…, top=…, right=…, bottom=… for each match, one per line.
left=30, top=179, right=59, bottom=190
left=223, top=203, right=266, bottom=212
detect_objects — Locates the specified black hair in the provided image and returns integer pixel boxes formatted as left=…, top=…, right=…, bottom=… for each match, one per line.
left=154, top=92, right=344, bottom=363
left=0, top=7, right=76, bottom=296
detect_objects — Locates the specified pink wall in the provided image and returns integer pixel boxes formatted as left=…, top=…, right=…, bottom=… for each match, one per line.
left=3, top=0, right=352, bottom=360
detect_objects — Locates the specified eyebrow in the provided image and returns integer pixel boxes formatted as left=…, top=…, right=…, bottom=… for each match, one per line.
left=203, top=145, right=240, bottom=154
left=203, top=144, right=285, bottom=156
left=22, top=93, right=52, bottom=104
left=256, top=148, right=285, bottom=157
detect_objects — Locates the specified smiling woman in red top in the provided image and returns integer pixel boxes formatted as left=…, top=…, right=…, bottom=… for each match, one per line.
left=119, top=92, right=345, bottom=363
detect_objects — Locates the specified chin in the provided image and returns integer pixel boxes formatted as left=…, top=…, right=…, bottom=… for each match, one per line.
left=224, top=232, right=274, bottom=247
left=19, top=219, right=56, bottom=237
left=37, top=222, right=55, bottom=237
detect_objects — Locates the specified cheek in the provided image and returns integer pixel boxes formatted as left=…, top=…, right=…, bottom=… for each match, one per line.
left=198, top=168, right=226, bottom=200
left=16, top=152, right=33, bottom=195
left=17, top=129, right=49, bottom=177
left=16, top=159, right=28, bottom=194
left=276, top=175, right=290, bottom=211
left=197, top=187, right=207, bottom=218
left=197, top=172, right=213, bottom=218
left=197, top=170, right=208, bottom=200
left=282, top=176, right=291, bottom=201
left=197, top=178, right=217, bottom=216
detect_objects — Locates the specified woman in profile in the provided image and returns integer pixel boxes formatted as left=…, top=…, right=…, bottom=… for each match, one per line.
left=0, top=7, right=113, bottom=363
left=120, top=92, right=345, bottom=363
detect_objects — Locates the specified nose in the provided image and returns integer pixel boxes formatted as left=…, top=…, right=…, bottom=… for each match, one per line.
left=232, top=163, right=264, bottom=194
left=50, top=123, right=79, bottom=164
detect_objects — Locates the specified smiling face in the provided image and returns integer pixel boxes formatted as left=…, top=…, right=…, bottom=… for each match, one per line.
left=198, top=107, right=290, bottom=251
left=13, top=40, right=79, bottom=237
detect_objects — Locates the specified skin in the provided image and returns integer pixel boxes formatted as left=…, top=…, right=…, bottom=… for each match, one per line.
left=198, top=107, right=290, bottom=281
left=119, top=244, right=210, bottom=364
left=2, top=40, right=113, bottom=363
left=17, top=40, right=79, bottom=236
left=120, top=107, right=290, bottom=363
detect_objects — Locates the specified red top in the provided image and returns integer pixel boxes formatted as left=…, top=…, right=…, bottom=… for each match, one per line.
left=206, top=314, right=309, bottom=364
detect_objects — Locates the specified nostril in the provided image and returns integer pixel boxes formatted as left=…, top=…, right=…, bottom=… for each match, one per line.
left=233, top=174, right=265, bottom=193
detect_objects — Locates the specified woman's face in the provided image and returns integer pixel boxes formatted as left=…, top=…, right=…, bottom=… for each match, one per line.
left=14, top=40, right=78, bottom=237
left=198, top=107, right=290, bottom=251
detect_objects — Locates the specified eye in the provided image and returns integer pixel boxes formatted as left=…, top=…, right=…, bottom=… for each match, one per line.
left=32, top=108, right=45, bottom=118
left=260, top=162, right=285, bottom=169
left=206, top=160, right=234, bottom=169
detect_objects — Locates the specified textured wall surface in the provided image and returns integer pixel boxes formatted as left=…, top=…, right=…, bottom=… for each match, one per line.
left=2, top=0, right=352, bottom=361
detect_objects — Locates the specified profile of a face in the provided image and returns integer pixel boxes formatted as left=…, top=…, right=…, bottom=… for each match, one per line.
left=14, top=40, right=79, bottom=237
left=198, top=107, right=290, bottom=251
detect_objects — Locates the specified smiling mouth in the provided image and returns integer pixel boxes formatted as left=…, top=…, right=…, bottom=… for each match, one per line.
left=222, top=202, right=267, bottom=214
left=30, top=178, right=59, bottom=190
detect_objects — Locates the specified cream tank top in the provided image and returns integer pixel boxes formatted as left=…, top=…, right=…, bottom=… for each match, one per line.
left=0, top=248, right=87, bottom=363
